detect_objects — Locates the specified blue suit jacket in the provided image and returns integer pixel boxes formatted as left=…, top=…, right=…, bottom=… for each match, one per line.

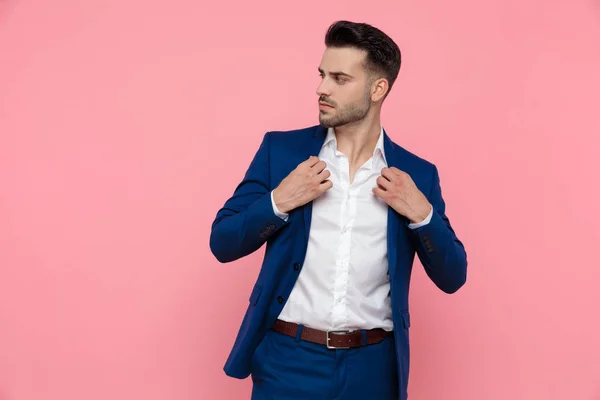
left=210, top=124, right=467, bottom=399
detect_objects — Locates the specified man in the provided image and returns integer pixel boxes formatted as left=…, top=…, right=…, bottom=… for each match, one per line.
left=210, top=20, right=467, bottom=400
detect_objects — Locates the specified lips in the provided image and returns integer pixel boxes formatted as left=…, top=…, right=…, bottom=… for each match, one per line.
left=319, top=102, right=334, bottom=108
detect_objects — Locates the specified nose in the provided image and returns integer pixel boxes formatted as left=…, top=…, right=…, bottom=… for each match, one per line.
left=316, top=79, right=331, bottom=98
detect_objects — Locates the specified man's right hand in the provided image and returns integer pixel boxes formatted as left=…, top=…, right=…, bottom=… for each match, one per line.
left=272, top=156, right=333, bottom=214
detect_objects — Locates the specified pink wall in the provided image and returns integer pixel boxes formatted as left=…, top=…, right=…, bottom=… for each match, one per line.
left=1, top=0, right=600, bottom=399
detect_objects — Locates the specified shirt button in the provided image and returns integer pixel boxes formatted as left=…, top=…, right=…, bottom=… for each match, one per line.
left=277, top=296, right=285, bottom=304
left=293, top=263, right=301, bottom=271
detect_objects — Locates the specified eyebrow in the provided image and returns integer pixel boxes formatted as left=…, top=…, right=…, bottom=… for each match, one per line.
left=318, top=67, right=353, bottom=79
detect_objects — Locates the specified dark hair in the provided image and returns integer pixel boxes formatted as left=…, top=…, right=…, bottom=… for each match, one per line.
left=324, top=20, right=401, bottom=97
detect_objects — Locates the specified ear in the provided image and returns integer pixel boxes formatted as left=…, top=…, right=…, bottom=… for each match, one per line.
left=371, top=77, right=389, bottom=102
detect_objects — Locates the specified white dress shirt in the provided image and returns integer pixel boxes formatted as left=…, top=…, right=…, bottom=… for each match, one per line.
left=272, top=127, right=432, bottom=332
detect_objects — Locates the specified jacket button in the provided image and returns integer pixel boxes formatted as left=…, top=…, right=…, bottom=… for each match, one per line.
left=293, top=263, right=301, bottom=271
left=277, top=296, right=284, bottom=304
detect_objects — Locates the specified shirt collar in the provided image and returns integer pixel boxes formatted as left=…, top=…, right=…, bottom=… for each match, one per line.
left=324, top=126, right=387, bottom=164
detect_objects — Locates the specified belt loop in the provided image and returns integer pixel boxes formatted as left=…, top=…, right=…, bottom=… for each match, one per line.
left=295, top=324, right=304, bottom=342
left=361, top=330, right=368, bottom=346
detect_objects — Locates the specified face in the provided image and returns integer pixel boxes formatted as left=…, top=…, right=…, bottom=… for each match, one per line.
left=316, top=47, right=378, bottom=128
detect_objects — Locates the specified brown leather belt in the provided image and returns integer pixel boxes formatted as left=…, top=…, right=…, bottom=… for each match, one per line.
left=271, top=319, right=393, bottom=349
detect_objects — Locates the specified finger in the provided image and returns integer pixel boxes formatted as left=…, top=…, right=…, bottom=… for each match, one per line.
left=317, top=168, right=331, bottom=180
left=372, top=186, right=387, bottom=199
left=377, top=175, right=391, bottom=190
left=389, top=166, right=405, bottom=174
left=311, top=160, right=327, bottom=174
left=319, top=180, right=333, bottom=192
left=303, top=156, right=321, bottom=168
left=380, top=168, right=394, bottom=182
left=390, top=167, right=408, bottom=179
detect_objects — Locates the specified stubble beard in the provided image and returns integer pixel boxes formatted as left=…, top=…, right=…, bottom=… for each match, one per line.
left=319, top=93, right=372, bottom=128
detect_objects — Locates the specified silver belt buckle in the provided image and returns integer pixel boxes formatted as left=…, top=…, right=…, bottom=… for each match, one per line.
left=326, top=330, right=351, bottom=349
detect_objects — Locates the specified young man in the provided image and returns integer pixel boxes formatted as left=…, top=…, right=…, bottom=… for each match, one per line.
left=210, top=20, right=468, bottom=400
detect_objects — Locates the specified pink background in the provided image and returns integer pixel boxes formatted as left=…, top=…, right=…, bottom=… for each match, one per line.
left=1, top=0, right=600, bottom=399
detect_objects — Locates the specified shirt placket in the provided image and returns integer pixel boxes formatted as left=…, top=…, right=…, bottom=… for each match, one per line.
left=331, top=154, right=372, bottom=328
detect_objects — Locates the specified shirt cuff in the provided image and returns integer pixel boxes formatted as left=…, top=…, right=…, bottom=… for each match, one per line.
left=271, top=191, right=289, bottom=221
left=407, top=205, right=433, bottom=229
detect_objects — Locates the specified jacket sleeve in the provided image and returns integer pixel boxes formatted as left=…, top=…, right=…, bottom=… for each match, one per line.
left=209, top=132, right=288, bottom=263
left=409, top=165, right=468, bottom=293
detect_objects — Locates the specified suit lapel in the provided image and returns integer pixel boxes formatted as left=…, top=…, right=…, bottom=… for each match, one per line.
left=302, top=125, right=328, bottom=245
left=383, top=129, right=409, bottom=279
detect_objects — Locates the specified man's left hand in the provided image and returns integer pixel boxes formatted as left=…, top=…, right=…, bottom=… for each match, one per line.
left=373, top=167, right=432, bottom=224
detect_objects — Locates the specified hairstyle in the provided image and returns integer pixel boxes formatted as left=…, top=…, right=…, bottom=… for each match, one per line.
left=324, top=20, right=401, bottom=97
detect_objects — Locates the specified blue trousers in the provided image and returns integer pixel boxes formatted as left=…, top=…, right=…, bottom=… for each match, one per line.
left=250, top=327, right=398, bottom=400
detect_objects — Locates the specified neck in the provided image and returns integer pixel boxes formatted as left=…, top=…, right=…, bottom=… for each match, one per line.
left=333, top=115, right=382, bottom=165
